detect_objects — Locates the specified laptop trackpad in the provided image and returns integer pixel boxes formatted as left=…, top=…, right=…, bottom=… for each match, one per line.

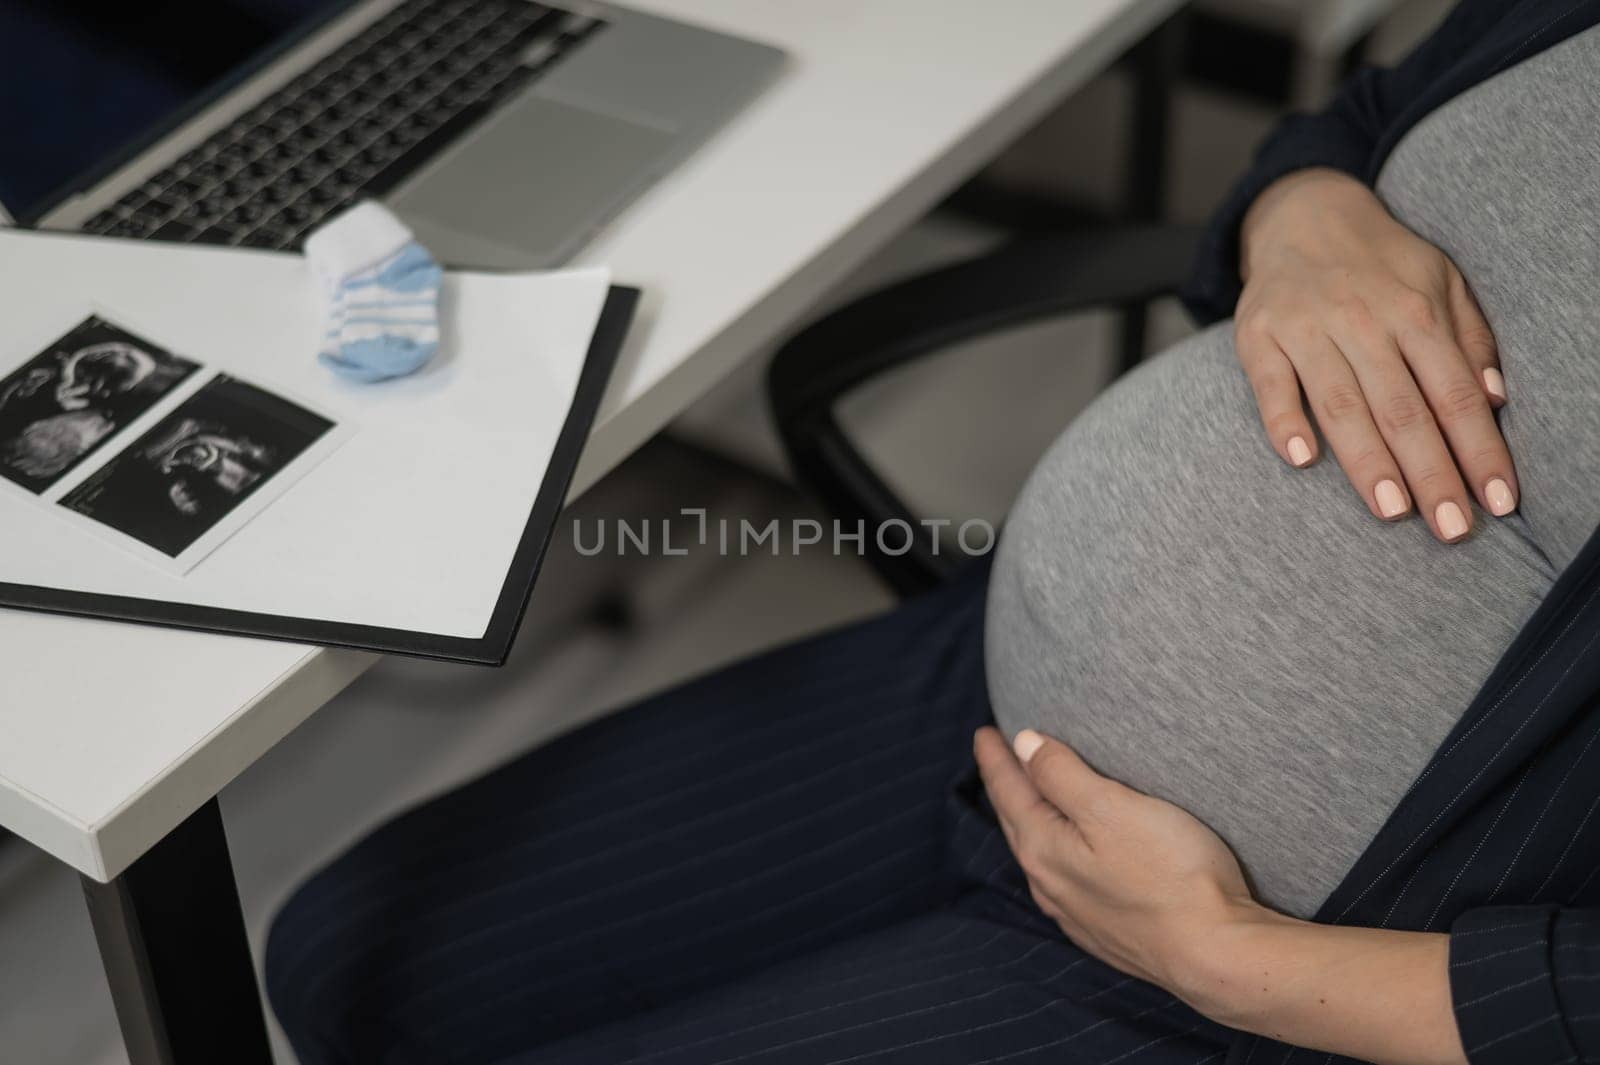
left=389, top=94, right=677, bottom=268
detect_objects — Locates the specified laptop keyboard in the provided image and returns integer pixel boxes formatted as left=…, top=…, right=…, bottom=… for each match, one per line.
left=81, top=0, right=604, bottom=251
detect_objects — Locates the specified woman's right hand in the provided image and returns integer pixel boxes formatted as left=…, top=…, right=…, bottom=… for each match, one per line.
left=1235, top=168, right=1516, bottom=543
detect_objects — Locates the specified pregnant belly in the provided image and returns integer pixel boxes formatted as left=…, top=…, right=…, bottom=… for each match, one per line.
left=983, top=323, right=1550, bottom=918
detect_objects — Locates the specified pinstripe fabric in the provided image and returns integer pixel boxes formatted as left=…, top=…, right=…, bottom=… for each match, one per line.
left=269, top=515, right=1600, bottom=1065
left=266, top=563, right=1232, bottom=1065
left=268, top=517, right=1600, bottom=1065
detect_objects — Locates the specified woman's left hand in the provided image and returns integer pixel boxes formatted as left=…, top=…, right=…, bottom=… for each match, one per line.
left=972, top=726, right=1263, bottom=994
left=975, top=727, right=1469, bottom=1065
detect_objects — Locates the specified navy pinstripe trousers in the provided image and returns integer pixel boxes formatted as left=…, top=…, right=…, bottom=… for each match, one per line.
left=266, top=564, right=1235, bottom=1065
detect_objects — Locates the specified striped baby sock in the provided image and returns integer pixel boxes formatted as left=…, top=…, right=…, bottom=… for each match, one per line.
left=304, top=201, right=443, bottom=383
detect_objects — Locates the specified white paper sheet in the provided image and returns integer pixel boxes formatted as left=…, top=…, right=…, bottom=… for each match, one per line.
left=0, top=229, right=611, bottom=641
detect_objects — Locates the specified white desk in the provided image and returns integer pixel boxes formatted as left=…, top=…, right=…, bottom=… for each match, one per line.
left=0, top=0, right=1181, bottom=1059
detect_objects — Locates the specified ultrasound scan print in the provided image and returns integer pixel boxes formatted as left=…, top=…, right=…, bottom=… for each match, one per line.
left=0, top=316, right=200, bottom=493
left=59, top=374, right=334, bottom=558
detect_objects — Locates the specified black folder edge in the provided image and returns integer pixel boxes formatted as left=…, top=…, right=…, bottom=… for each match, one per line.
left=0, top=284, right=641, bottom=667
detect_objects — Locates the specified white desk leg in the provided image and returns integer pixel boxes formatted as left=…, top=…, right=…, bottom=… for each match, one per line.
left=81, top=799, right=275, bottom=1065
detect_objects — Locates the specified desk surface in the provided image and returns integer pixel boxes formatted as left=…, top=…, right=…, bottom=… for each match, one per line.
left=0, top=0, right=1179, bottom=881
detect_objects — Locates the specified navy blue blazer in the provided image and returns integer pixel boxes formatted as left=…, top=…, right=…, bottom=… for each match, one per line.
left=1181, top=3, right=1600, bottom=1063
left=1183, top=0, right=1600, bottom=324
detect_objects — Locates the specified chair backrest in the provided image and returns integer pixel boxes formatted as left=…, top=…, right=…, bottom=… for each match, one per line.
left=767, top=225, right=1204, bottom=596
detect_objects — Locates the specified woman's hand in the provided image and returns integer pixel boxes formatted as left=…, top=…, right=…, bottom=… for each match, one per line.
left=975, top=726, right=1467, bottom=1065
left=972, top=725, right=1258, bottom=991
left=1236, top=168, right=1516, bottom=543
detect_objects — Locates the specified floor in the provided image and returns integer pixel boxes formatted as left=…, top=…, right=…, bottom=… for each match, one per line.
left=0, top=2, right=1453, bottom=1057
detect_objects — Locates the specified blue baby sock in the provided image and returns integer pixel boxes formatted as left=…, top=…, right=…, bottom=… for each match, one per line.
left=304, top=201, right=443, bottom=383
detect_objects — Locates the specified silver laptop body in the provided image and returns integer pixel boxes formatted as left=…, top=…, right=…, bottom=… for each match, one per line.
left=36, top=0, right=783, bottom=269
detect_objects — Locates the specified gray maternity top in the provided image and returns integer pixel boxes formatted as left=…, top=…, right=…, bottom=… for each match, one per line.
left=985, top=26, right=1600, bottom=919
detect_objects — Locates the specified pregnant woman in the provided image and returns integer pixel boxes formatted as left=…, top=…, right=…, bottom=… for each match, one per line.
left=267, top=3, right=1600, bottom=1064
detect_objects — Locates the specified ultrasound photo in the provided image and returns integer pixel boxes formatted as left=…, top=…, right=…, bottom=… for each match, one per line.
left=59, top=375, right=335, bottom=558
left=0, top=316, right=200, bottom=493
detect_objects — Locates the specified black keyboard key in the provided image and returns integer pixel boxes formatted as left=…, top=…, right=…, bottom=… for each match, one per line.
left=265, top=140, right=301, bottom=162
left=307, top=143, right=344, bottom=168
left=223, top=206, right=268, bottom=231
left=243, top=160, right=280, bottom=183
left=324, top=126, right=361, bottom=152
left=306, top=189, right=346, bottom=213
left=277, top=166, right=316, bottom=192
left=150, top=219, right=201, bottom=241
left=252, top=224, right=302, bottom=250
left=166, top=176, right=209, bottom=200
left=187, top=160, right=231, bottom=185
left=211, top=144, right=255, bottom=171
left=178, top=197, right=222, bottom=221
left=356, top=143, right=394, bottom=167
left=192, top=226, right=240, bottom=246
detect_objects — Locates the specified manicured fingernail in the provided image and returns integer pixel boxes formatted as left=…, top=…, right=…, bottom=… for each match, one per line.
left=1287, top=436, right=1313, bottom=467
left=1013, top=730, right=1044, bottom=764
left=1486, top=477, right=1516, bottom=516
left=1436, top=501, right=1470, bottom=541
left=1375, top=479, right=1408, bottom=519
left=1483, top=368, right=1507, bottom=404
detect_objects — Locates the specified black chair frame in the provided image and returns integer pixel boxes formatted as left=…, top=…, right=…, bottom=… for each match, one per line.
left=767, top=224, right=1204, bottom=598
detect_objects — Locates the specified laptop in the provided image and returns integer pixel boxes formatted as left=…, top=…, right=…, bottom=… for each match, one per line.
left=4, top=0, right=783, bottom=268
